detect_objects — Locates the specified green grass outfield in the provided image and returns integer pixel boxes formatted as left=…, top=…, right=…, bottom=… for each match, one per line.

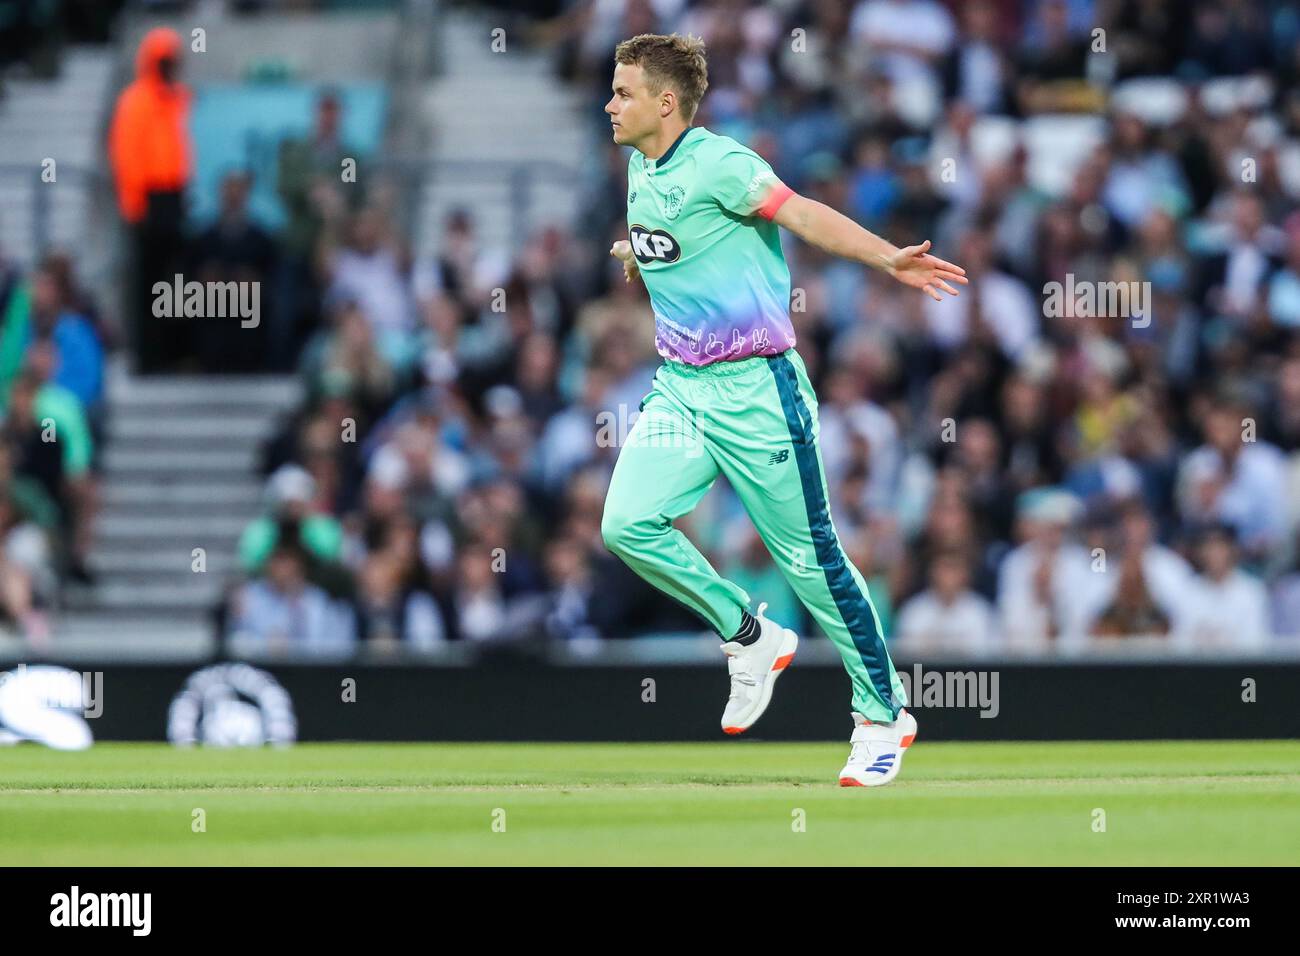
left=1, top=740, right=1297, bottom=865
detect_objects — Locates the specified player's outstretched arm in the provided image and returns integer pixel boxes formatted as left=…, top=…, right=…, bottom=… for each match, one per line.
left=772, top=193, right=967, bottom=302
left=610, top=239, right=640, bottom=283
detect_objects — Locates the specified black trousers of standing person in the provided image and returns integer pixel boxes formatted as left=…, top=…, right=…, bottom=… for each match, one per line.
left=131, top=189, right=190, bottom=374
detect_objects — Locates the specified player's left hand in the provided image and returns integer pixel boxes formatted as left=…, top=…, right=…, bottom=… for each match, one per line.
left=887, top=240, right=968, bottom=301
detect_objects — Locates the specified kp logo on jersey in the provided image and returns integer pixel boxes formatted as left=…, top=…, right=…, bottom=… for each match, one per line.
left=629, top=224, right=681, bottom=264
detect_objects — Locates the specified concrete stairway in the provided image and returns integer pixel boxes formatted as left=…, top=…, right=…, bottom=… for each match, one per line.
left=415, top=7, right=595, bottom=260
left=58, top=365, right=301, bottom=654
left=0, top=45, right=115, bottom=270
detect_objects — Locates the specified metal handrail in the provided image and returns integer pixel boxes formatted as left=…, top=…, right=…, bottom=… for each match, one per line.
left=0, top=162, right=112, bottom=263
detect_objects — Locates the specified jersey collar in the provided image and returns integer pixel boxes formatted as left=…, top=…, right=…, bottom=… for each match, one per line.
left=645, top=126, right=694, bottom=172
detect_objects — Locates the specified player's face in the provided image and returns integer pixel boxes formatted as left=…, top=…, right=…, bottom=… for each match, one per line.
left=606, top=62, right=660, bottom=148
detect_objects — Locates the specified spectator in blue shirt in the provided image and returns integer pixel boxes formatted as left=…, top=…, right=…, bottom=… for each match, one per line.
left=28, top=265, right=103, bottom=411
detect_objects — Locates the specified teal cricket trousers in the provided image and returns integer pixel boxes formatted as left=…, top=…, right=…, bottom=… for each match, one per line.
left=600, top=349, right=907, bottom=722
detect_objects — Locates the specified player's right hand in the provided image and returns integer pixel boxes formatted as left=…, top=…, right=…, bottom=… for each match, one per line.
left=610, top=240, right=639, bottom=283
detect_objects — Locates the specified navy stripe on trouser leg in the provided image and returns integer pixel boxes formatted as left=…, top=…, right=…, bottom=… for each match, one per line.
left=768, top=354, right=901, bottom=718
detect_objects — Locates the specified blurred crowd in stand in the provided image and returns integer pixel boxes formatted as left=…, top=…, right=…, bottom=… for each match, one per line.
left=6, top=1, right=1300, bottom=658
left=225, top=0, right=1300, bottom=656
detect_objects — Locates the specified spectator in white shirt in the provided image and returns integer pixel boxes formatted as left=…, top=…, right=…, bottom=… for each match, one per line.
left=997, top=488, right=1104, bottom=650
left=1181, top=525, right=1271, bottom=652
left=1083, top=499, right=1196, bottom=636
left=367, top=418, right=471, bottom=505
left=942, top=0, right=1010, bottom=114
left=326, top=208, right=416, bottom=335
left=229, top=541, right=356, bottom=654
left=1177, top=399, right=1289, bottom=564
left=1088, top=550, right=1173, bottom=641
left=850, top=0, right=957, bottom=84
left=895, top=549, right=995, bottom=656
left=454, top=542, right=507, bottom=641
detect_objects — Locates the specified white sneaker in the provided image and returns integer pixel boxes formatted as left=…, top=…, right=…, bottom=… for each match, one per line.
left=838, top=709, right=918, bottom=787
left=720, top=603, right=798, bottom=735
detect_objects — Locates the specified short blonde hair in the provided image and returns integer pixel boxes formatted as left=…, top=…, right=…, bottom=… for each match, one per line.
left=614, top=33, right=709, bottom=122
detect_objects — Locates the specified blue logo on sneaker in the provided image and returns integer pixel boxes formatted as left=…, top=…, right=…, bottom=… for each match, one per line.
left=864, top=753, right=896, bottom=773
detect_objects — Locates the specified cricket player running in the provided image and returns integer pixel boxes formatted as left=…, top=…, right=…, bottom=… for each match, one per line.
left=602, top=34, right=967, bottom=786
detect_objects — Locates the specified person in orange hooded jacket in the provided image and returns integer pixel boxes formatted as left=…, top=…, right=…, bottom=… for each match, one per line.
left=108, top=27, right=193, bottom=371
left=109, top=27, right=191, bottom=223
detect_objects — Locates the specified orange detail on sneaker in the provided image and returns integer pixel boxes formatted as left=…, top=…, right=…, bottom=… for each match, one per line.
left=771, top=653, right=794, bottom=671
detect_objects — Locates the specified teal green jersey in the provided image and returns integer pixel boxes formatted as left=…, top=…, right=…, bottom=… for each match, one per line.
left=625, top=126, right=796, bottom=365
